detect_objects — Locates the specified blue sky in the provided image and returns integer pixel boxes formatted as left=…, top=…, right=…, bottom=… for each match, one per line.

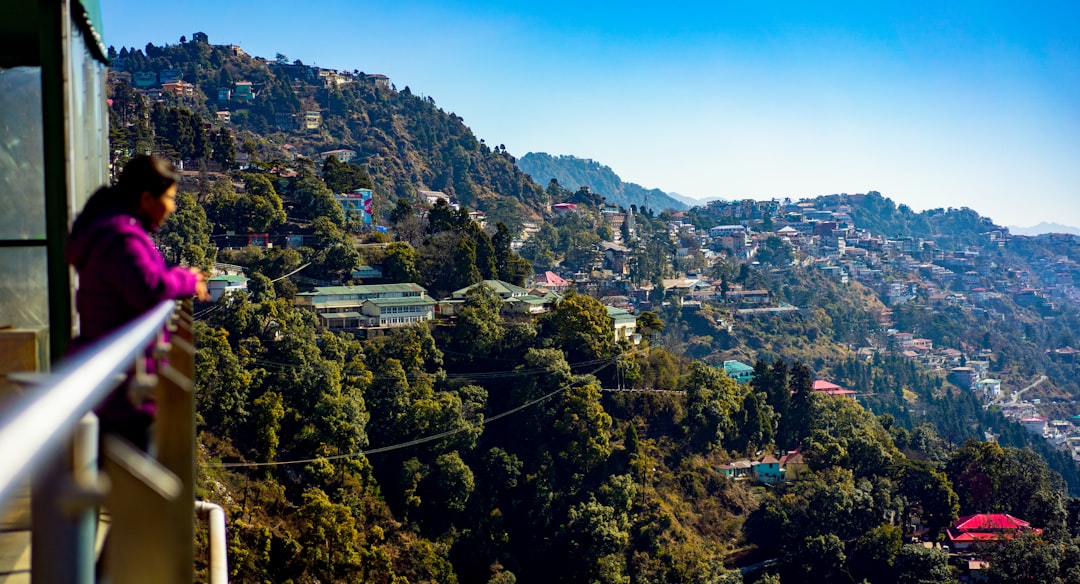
left=101, top=1, right=1080, bottom=227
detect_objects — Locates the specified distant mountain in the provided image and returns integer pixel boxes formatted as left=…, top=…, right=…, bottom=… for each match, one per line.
left=668, top=192, right=727, bottom=207
left=516, top=152, right=687, bottom=211
left=1007, top=222, right=1080, bottom=236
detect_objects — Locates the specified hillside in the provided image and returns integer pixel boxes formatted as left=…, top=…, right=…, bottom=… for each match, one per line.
left=517, top=152, right=687, bottom=211
left=105, top=36, right=1080, bottom=584
left=109, top=40, right=546, bottom=221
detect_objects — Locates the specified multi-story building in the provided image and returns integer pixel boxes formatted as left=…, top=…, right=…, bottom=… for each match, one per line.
left=234, top=81, right=254, bottom=101
left=295, top=283, right=434, bottom=333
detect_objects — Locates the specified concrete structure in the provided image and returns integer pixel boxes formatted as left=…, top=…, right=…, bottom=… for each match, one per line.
left=296, top=283, right=433, bottom=332
left=607, top=306, right=639, bottom=345
left=234, top=81, right=253, bottom=101
left=207, top=274, right=248, bottom=302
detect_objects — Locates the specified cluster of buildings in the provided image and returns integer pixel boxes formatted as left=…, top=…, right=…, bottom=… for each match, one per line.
left=208, top=272, right=641, bottom=344
left=108, top=34, right=392, bottom=134
left=716, top=450, right=807, bottom=484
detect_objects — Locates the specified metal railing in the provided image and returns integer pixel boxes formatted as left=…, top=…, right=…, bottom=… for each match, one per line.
left=0, top=299, right=227, bottom=583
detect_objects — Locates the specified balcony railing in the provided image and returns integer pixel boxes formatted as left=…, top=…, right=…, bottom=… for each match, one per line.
left=0, top=299, right=227, bottom=583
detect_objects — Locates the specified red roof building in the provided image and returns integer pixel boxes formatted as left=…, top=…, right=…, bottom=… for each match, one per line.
left=946, top=514, right=1041, bottom=550
left=811, top=379, right=858, bottom=398
left=533, top=271, right=571, bottom=292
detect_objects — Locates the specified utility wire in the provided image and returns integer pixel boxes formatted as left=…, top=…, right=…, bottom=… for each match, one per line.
left=270, top=262, right=311, bottom=283
left=203, top=360, right=614, bottom=469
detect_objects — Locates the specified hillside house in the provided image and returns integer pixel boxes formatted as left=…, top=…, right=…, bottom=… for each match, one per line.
left=722, top=360, right=755, bottom=384
left=551, top=203, right=578, bottom=216
left=607, top=306, right=639, bottom=345
left=753, top=455, right=783, bottom=484
left=439, top=280, right=557, bottom=317
left=295, top=283, right=434, bottom=332
left=949, top=367, right=978, bottom=390
left=365, top=73, right=390, bottom=89
left=727, top=289, right=771, bottom=305
left=976, top=378, right=1002, bottom=399
left=946, top=514, right=1041, bottom=551
left=161, top=80, right=194, bottom=97
left=420, top=190, right=451, bottom=206
left=812, top=380, right=858, bottom=399
left=779, top=449, right=808, bottom=482
left=234, top=81, right=253, bottom=100
left=532, top=271, right=571, bottom=293
left=600, top=241, right=630, bottom=275
left=207, top=274, right=248, bottom=302
left=351, top=265, right=383, bottom=280
left=320, top=149, right=356, bottom=163
left=1021, top=416, right=1048, bottom=436
left=717, top=460, right=753, bottom=480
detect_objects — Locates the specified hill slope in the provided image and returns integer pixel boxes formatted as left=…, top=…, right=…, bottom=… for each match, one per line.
left=517, top=152, right=687, bottom=211
left=110, top=40, right=547, bottom=219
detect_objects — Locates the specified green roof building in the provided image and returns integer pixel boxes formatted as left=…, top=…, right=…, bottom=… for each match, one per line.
left=722, top=360, right=756, bottom=384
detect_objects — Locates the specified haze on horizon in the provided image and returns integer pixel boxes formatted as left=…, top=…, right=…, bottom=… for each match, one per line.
left=101, top=1, right=1080, bottom=228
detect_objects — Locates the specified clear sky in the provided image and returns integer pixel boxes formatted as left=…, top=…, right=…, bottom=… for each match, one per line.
left=101, top=1, right=1080, bottom=228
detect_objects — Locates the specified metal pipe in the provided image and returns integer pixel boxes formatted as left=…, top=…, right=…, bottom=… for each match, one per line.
left=195, top=501, right=229, bottom=584
left=0, top=300, right=178, bottom=508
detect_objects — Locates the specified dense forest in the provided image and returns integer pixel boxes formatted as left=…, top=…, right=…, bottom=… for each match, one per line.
left=107, top=35, right=1080, bottom=583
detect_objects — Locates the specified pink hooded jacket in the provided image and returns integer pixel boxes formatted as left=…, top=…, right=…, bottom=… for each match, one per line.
left=66, top=208, right=197, bottom=419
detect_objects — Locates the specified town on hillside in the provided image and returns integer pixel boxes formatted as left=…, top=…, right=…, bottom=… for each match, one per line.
left=88, top=33, right=1080, bottom=582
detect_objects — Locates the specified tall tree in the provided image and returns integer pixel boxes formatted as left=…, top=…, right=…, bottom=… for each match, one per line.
left=540, top=292, right=617, bottom=363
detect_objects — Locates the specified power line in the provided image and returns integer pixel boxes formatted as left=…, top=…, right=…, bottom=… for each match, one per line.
left=247, top=356, right=613, bottom=382
left=202, top=360, right=614, bottom=468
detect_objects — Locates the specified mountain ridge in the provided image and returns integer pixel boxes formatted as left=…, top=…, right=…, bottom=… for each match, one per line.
left=516, top=152, right=688, bottom=211
left=1008, top=222, right=1080, bottom=236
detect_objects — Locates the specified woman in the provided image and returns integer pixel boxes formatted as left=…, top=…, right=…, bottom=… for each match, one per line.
left=67, top=155, right=210, bottom=449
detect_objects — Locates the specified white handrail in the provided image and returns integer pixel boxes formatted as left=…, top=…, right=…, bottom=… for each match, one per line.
left=195, top=501, right=229, bottom=584
left=0, top=300, right=178, bottom=508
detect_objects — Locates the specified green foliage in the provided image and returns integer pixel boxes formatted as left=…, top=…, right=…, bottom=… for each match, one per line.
left=894, top=545, right=955, bottom=584
left=986, top=532, right=1065, bottom=584
left=450, top=283, right=505, bottom=358
left=539, top=292, right=616, bottom=363
left=322, top=155, right=374, bottom=194
left=204, top=175, right=285, bottom=234
left=142, top=37, right=1080, bottom=584
left=681, top=362, right=740, bottom=451
left=158, top=191, right=215, bottom=269
left=383, top=241, right=422, bottom=283
left=946, top=440, right=1068, bottom=531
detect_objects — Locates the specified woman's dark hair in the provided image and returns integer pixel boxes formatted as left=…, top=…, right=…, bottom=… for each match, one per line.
left=72, top=155, right=179, bottom=233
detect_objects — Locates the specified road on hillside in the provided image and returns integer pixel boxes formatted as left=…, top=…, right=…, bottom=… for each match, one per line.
left=1011, top=375, right=1048, bottom=403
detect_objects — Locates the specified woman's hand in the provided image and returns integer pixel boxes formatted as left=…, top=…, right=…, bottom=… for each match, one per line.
left=191, top=268, right=212, bottom=302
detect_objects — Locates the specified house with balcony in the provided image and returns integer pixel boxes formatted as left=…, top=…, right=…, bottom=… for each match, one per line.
left=607, top=306, right=639, bottom=345
left=161, top=80, right=194, bottom=97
